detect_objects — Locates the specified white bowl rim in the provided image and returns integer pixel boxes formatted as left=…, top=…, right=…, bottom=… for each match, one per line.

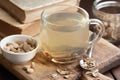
left=0, top=34, right=39, bottom=55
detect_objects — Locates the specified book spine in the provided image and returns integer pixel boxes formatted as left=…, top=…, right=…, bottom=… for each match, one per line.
left=0, top=19, right=22, bottom=37
left=0, top=0, right=25, bottom=23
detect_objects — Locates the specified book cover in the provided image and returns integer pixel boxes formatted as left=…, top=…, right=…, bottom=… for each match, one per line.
left=0, top=0, right=80, bottom=23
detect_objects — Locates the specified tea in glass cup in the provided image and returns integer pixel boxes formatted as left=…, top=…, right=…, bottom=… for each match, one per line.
left=40, top=5, right=104, bottom=64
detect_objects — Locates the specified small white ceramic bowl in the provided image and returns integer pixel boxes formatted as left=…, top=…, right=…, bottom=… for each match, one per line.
left=0, top=34, right=39, bottom=64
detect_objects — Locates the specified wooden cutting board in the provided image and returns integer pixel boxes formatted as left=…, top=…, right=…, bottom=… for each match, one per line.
left=0, top=37, right=120, bottom=80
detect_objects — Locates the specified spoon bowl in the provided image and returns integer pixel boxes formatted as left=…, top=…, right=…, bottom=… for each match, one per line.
left=80, top=57, right=96, bottom=70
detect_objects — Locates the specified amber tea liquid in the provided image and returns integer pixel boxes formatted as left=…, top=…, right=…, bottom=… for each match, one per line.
left=40, top=12, right=89, bottom=62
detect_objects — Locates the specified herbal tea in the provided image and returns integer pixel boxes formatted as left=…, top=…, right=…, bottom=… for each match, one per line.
left=40, top=5, right=104, bottom=63
left=40, top=12, right=89, bottom=58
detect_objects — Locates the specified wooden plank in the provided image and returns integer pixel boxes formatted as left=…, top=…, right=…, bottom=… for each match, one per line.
left=81, top=71, right=114, bottom=80
left=92, top=39, right=120, bottom=73
left=0, top=37, right=120, bottom=80
left=111, top=65, right=120, bottom=80
left=104, top=71, right=114, bottom=79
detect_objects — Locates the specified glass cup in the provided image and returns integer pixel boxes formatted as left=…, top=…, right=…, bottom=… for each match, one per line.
left=92, top=0, right=120, bottom=44
left=40, top=5, right=104, bottom=64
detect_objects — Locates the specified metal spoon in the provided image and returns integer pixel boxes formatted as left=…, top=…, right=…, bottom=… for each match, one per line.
left=80, top=33, right=96, bottom=70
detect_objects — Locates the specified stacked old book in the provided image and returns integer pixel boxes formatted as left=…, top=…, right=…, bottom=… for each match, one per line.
left=0, top=0, right=80, bottom=37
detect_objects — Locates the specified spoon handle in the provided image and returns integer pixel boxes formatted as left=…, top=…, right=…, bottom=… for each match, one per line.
left=88, top=45, right=93, bottom=58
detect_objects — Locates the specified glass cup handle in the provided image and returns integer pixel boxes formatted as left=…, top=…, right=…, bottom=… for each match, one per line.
left=86, top=19, right=104, bottom=58
left=89, top=19, right=105, bottom=45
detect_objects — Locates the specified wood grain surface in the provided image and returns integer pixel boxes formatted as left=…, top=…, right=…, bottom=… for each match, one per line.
left=0, top=37, right=120, bottom=80
left=104, top=71, right=114, bottom=79
left=112, top=66, right=120, bottom=80
left=0, top=0, right=120, bottom=80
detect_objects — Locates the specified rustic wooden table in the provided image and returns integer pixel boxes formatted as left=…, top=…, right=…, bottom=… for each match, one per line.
left=80, top=0, right=120, bottom=80
left=0, top=0, right=119, bottom=80
left=1, top=36, right=119, bottom=80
